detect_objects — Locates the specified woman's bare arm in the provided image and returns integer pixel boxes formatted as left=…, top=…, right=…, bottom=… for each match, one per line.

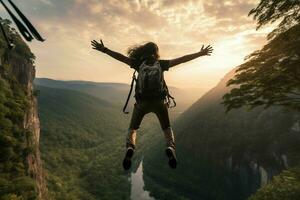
left=169, top=45, right=213, bottom=68
left=91, top=39, right=131, bottom=65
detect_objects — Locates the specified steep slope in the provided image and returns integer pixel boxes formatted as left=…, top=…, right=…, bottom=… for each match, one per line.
left=143, top=68, right=300, bottom=200
left=37, top=85, right=132, bottom=200
left=0, top=19, right=47, bottom=199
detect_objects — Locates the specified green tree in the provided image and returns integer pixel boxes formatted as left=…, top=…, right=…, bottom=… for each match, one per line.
left=249, top=0, right=300, bottom=39
left=248, top=167, right=300, bottom=200
left=223, top=0, right=300, bottom=111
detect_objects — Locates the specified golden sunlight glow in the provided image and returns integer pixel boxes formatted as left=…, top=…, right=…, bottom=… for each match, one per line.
left=0, top=0, right=269, bottom=95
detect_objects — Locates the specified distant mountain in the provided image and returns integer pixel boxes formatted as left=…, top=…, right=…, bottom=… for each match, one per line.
left=35, top=78, right=130, bottom=105
left=143, top=68, right=300, bottom=200
left=35, top=78, right=202, bottom=119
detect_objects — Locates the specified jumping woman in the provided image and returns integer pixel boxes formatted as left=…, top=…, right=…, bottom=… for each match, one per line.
left=91, top=40, right=213, bottom=170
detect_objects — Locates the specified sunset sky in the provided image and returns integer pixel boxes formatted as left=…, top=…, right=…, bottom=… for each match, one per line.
left=0, top=0, right=273, bottom=93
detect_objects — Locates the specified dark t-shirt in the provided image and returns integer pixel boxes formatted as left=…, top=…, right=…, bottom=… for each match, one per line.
left=130, top=59, right=170, bottom=71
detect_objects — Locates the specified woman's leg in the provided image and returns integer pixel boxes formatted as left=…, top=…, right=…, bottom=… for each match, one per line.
left=154, top=101, right=177, bottom=168
left=123, top=102, right=146, bottom=170
left=163, top=127, right=175, bottom=149
left=126, top=129, right=137, bottom=149
left=127, top=103, right=146, bottom=149
left=154, top=101, right=175, bottom=149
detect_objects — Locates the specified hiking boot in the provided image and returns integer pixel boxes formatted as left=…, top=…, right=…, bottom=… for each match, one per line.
left=165, top=147, right=177, bottom=169
left=123, top=147, right=134, bottom=170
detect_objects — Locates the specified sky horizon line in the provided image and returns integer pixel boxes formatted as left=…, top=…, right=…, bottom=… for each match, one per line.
left=1, top=0, right=271, bottom=93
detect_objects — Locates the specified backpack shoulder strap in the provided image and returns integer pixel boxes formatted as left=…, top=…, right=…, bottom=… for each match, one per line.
left=163, top=80, right=176, bottom=108
left=123, top=70, right=137, bottom=114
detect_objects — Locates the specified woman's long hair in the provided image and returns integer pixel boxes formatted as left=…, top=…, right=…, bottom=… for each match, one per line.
left=127, top=42, right=159, bottom=63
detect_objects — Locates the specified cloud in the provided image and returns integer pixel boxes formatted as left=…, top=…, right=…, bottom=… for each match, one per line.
left=0, top=0, right=268, bottom=90
left=9, top=0, right=259, bottom=47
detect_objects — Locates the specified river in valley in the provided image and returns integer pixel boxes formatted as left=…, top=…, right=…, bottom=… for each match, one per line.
left=130, top=161, right=155, bottom=200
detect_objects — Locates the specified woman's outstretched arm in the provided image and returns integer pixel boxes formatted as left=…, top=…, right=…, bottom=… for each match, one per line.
left=169, top=45, right=213, bottom=68
left=91, top=39, right=131, bottom=66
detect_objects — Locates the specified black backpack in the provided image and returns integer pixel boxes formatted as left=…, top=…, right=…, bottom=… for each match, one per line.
left=135, top=61, right=165, bottom=98
left=123, top=61, right=176, bottom=114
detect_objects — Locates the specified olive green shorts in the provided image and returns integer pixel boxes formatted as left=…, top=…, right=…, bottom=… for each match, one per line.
left=129, top=100, right=170, bottom=130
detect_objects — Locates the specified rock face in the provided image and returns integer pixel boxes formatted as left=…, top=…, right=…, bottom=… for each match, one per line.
left=0, top=20, right=47, bottom=199
left=20, top=61, right=48, bottom=200
left=9, top=54, right=48, bottom=199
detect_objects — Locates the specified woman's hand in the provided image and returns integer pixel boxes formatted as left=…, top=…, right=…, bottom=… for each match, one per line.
left=91, top=39, right=131, bottom=65
left=169, top=45, right=213, bottom=67
left=91, top=39, right=107, bottom=52
left=199, top=45, right=213, bottom=56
